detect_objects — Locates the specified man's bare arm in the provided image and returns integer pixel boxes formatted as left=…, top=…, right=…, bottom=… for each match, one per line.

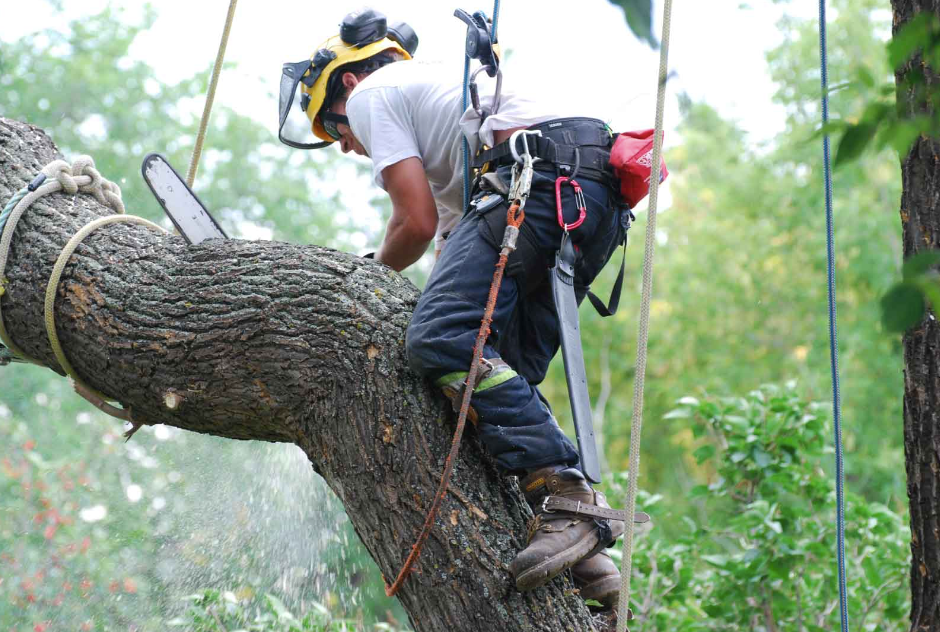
left=375, top=157, right=439, bottom=271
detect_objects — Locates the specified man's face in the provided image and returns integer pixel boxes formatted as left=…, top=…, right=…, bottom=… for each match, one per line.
left=327, top=100, right=367, bottom=157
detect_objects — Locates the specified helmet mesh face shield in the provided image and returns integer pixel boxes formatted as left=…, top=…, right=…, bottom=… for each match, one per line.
left=278, top=59, right=333, bottom=150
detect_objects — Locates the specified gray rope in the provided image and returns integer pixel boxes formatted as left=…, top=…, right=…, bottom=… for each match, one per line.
left=617, top=0, right=673, bottom=629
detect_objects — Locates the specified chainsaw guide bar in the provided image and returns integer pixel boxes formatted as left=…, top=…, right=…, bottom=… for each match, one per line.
left=141, top=153, right=227, bottom=245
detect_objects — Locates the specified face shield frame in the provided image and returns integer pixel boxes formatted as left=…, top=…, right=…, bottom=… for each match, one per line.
left=278, top=51, right=337, bottom=150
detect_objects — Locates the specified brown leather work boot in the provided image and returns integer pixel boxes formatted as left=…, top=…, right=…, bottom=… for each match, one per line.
left=571, top=550, right=622, bottom=609
left=510, top=466, right=625, bottom=592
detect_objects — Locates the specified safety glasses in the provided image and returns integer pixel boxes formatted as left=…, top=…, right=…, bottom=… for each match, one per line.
left=320, top=112, right=350, bottom=141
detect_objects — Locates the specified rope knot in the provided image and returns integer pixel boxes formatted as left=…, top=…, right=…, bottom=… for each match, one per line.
left=44, top=160, right=77, bottom=194
left=69, top=156, right=125, bottom=214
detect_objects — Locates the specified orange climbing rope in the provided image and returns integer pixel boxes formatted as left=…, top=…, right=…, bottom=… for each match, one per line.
left=385, top=202, right=525, bottom=597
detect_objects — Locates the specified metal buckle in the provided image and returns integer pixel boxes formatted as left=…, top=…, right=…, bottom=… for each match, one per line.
left=541, top=496, right=554, bottom=514
left=509, top=129, right=542, bottom=165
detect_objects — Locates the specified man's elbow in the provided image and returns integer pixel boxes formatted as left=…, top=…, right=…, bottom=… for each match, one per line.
left=411, top=213, right=438, bottom=244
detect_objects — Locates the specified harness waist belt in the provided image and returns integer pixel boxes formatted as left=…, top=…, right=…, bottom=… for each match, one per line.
left=473, top=117, right=614, bottom=181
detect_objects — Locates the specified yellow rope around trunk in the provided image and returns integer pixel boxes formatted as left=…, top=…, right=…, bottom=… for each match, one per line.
left=44, top=213, right=166, bottom=401
left=0, top=156, right=168, bottom=407
left=617, top=1, right=674, bottom=630
left=186, top=0, right=239, bottom=188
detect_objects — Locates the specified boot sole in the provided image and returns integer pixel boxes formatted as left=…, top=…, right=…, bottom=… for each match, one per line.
left=514, top=531, right=602, bottom=592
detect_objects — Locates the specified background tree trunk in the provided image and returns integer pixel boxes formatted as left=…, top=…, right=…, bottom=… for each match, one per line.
left=892, top=2, right=940, bottom=630
left=0, top=117, right=605, bottom=632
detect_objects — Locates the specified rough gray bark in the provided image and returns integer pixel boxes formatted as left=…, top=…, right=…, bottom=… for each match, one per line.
left=0, top=117, right=608, bottom=632
left=892, top=2, right=940, bottom=630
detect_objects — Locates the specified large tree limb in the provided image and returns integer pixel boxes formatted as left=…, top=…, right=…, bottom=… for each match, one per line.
left=0, top=117, right=604, bottom=632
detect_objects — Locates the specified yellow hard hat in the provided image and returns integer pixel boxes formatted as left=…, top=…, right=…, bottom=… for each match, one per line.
left=304, top=35, right=412, bottom=144
left=278, top=10, right=418, bottom=149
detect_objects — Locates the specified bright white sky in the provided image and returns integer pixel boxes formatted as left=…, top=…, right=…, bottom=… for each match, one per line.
left=1, top=0, right=808, bottom=145
left=0, top=0, right=821, bottom=242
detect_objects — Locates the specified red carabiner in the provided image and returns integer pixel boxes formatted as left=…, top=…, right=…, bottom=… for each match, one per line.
left=555, top=176, right=587, bottom=231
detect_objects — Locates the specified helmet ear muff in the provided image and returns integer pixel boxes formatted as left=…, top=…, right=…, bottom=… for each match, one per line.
left=340, top=8, right=387, bottom=47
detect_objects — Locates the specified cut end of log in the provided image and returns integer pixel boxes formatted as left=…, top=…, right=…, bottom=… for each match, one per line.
left=164, top=391, right=183, bottom=410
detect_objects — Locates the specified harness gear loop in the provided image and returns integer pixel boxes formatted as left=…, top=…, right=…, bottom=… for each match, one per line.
left=386, top=138, right=535, bottom=599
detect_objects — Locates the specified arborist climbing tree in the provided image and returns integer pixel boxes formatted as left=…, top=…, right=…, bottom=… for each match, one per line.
left=0, top=4, right=666, bottom=631
left=278, top=5, right=662, bottom=613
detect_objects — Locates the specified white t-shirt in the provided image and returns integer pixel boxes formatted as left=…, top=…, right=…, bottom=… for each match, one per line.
left=345, top=60, right=569, bottom=251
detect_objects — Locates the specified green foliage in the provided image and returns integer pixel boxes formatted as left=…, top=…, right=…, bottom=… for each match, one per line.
left=605, top=384, right=909, bottom=631
left=607, top=0, right=658, bottom=48
left=879, top=252, right=940, bottom=333
left=167, top=589, right=406, bottom=632
left=829, top=5, right=940, bottom=168
left=546, top=0, right=905, bottom=510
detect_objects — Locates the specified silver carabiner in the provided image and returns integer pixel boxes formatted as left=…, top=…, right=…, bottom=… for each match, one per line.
left=509, top=129, right=542, bottom=166
left=469, top=65, right=503, bottom=119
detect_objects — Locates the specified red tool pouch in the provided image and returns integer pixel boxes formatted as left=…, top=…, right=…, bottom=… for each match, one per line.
left=609, top=129, right=669, bottom=208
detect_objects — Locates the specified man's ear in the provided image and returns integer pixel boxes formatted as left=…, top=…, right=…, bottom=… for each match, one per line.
left=342, top=72, right=360, bottom=92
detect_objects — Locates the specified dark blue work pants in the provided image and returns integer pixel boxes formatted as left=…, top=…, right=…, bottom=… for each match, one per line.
left=406, top=161, right=627, bottom=473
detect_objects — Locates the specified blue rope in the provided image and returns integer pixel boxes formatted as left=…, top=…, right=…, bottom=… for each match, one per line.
left=460, top=0, right=502, bottom=213
left=0, top=186, right=29, bottom=361
left=491, top=0, right=500, bottom=38
left=0, top=186, right=28, bottom=238
left=818, top=2, right=849, bottom=631
left=462, top=56, right=472, bottom=212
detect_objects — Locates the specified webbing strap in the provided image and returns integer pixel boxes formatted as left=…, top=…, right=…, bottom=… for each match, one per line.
left=586, top=241, right=627, bottom=317
left=540, top=496, right=651, bottom=523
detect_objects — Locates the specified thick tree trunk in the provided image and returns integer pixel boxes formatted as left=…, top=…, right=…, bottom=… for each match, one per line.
left=893, top=2, right=940, bottom=630
left=0, top=117, right=605, bottom=632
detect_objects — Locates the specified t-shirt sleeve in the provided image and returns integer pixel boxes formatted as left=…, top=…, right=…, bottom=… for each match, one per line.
left=345, top=87, right=421, bottom=190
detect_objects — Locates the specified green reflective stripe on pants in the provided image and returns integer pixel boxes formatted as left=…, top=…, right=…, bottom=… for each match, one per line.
left=477, top=367, right=517, bottom=391
left=434, top=367, right=518, bottom=392
left=435, top=371, right=468, bottom=388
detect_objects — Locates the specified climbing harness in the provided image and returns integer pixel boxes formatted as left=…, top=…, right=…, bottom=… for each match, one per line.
left=385, top=133, right=534, bottom=598
left=616, top=0, right=673, bottom=628
left=818, top=1, right=849, bottom=631
left=0, top=157, right=168, bottom=435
